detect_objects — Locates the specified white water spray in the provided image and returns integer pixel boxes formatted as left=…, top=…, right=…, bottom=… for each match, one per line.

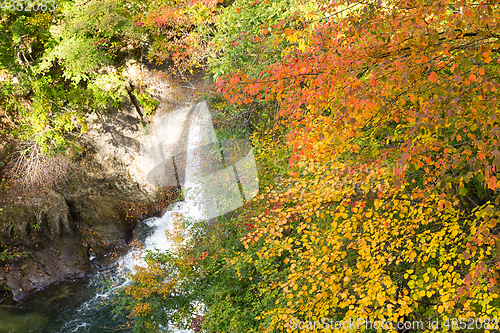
left=63, top=101, right=258, bottom=332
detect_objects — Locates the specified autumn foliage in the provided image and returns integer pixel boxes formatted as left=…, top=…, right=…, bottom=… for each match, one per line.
left=134, top=0, right=220, bottom=71
left=117, top=0, right=500, bottom=331
left=214, top=0, right=500, bottom=331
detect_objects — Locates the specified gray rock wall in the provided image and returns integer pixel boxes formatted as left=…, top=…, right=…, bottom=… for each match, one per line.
left=0, top=190, right=136, bottom=300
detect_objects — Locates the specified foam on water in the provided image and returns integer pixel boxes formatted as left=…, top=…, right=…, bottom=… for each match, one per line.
left=113, top=102, right=216, bottom=332
left=7, top=100, right=257, bottom=333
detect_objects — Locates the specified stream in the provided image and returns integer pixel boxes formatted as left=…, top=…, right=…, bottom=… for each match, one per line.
left=0, top=259, right=131, bottom=333
left=0, top=215, right=183, bottom=333
left=0, top=100, right=258, bottom=332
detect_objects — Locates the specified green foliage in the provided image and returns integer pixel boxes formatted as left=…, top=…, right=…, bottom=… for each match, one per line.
left=192, top=214, right=261, bottom=331
left=0, top=248, right=31, bottom=261
left=208, top=0, right=318, bottom=79
left=0, top=0, right=143, bottom=155
left=87, top=72, right=129, bottom=110
left=36, top=0, right=138, bottom=84
left=0, top=10, right=54, bottom=75
left=132, top=90, right=159, bottom=116
left=38, top=35, right=110, bottom=84
left=210, top=96, right=251, bottom=140
left=18, top=76, right=81, bottom=154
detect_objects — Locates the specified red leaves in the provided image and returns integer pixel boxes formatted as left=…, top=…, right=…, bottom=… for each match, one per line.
left=399, top=153, right=409, bottom=165
left=94, top=38, right=107, bottom=46
left=197, top=251, right=209, bottom=260
left=216, top=0, right=500, bottom=202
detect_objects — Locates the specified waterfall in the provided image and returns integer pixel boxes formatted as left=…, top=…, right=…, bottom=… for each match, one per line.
left=47, top=101, right=258, bottom=332
left=122, top=101, right=218, bottom=269
left=117, top=102, right=216, bottom=332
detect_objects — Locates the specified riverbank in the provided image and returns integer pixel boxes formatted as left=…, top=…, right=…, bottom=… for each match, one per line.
left=0, top=61, right=212, bottom=301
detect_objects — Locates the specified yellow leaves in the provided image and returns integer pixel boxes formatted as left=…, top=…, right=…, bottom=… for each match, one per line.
left=213, top=4, right=500, bottom=330
left=129, top=302, right=152, bottom=317
left=376, top=293, right=385, bottom=306
left=286, top=31, right=298, bottom=44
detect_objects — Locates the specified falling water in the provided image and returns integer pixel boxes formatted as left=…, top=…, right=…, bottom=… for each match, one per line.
left=0, top=101, right=258, bottom=333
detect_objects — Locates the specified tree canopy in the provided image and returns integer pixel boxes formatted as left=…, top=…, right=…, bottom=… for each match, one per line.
left=123, top=0, right=500, bottom=331
left=3, top=0, right=500, bottom=332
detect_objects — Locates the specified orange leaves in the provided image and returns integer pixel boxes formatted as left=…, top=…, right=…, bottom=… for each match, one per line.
left=488, top=176, right=498, bottom=191
left=450, top=63, right=457, bottom=74
left=207, top=0, right=500, bottom=330
left=429, top=71, right=438, bottom=82
left=129, top=302, right=152, bottom=317
left=140, top=0, right=217, bottom=72
left=483, top=52, right=492, bottom=64
left=419, top=55, right=429, bottom=64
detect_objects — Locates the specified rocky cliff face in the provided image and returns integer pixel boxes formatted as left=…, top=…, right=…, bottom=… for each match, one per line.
left=0, top=60, right=209, bottom=300
left=0, top=94, right=155, bottom=300
left=0, top=190, right=137, bottom=300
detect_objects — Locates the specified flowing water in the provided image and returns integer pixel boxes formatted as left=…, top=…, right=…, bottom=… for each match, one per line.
left=0, top=262, right=132, bottom=333
left=0, top=216, right=180, bottom=333
left=0, top=101, right=258, bottom=332
left=0, top=103, right=210, bottom=333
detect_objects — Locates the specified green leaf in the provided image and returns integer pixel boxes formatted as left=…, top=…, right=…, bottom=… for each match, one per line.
left=458, top=187, right=467, bottom=196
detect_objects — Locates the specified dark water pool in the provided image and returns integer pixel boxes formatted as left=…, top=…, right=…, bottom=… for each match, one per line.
left=0, top=217, right=164, bottom=333
left=0, top=265, right=132, bottom=333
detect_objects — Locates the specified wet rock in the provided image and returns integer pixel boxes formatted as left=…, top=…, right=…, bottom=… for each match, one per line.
left=0, top=190, right=135, bottom=300
left=41, top=190, right=74, bottom=236
left=66, top=194, right=135, bottom=257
